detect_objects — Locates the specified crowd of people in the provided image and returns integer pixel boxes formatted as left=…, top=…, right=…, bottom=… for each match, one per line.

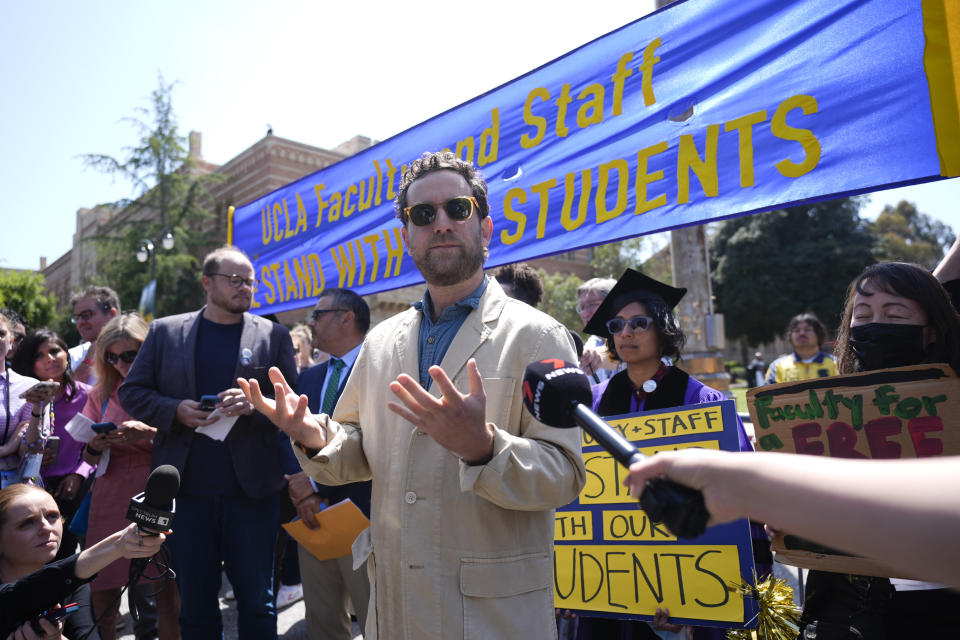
left=0, top=151, right=958, bottom=640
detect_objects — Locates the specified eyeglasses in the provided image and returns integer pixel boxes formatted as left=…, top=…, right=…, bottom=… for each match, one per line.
left=13, top=333, right=24, bottom=344
left=310, top=308, right=348, bottom=321
left=209, top=273, right=258, bottom=289
left=605, top=315, right=654, bottom=335
left=104, top=350, right=138, bottom=365
left=576, top=299, right=604, bottom=315
left=71, top=310, right=98, bottom=324
left=404, top=196, right=478, bottom=227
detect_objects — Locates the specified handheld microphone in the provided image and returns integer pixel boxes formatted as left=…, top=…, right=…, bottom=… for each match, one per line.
left=522, top=359, right=709, bottom=538
left=126, top=464, right=179, bottom=536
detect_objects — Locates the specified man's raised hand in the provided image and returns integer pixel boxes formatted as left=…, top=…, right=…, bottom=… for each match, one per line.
left=237, top=367, right=327, bottom=450
left=387, top=359, right=494, bottom=465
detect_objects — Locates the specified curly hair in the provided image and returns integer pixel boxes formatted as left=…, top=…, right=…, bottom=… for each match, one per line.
left=394, top=151, right=490, bottom=225
left=605, top=294, right=686, bottom=363
left=835, top=262, right=960, bottom=374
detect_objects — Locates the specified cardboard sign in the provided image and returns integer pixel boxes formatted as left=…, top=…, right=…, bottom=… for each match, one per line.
left=747, top=364, right=958, bottom=576
left=553, top=400, right=758, bottom=630
left=747, top=364, right=958, bottom=459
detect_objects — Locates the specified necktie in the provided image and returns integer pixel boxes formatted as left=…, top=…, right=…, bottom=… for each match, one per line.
left=321, top=358, right=345, bottom=415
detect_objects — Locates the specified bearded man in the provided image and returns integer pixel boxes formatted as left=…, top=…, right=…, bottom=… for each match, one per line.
left=241, top=152, right=585, bottom=640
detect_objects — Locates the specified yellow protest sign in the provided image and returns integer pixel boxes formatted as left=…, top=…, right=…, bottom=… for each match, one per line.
left=554, top=399, right=757, bottom=631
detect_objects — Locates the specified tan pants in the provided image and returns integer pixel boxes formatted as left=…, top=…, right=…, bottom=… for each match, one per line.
left=299, top=546, right=370, bottom=640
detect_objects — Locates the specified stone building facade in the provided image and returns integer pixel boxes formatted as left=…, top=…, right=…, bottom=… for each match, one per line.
left=40, top=131, right=593, bottom=325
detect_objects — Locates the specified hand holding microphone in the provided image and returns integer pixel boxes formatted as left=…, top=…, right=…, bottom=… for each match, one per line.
left=522, top=359, right=709, bottom=538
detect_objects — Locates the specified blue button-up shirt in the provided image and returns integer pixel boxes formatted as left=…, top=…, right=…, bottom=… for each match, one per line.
left=413, top=277, right=489, bottom=390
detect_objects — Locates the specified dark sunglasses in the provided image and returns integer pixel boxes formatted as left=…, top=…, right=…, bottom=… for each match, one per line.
left=404, top=196, right=478, bottom=227
left=311, top=308, right=348, bottom=321
left=606, top=315, right=654, bottom=335
left=104, top=350, right=138, bottom=365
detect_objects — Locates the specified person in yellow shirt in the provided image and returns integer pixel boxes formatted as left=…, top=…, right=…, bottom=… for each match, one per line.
left=764, top=312, right=837, bottom=384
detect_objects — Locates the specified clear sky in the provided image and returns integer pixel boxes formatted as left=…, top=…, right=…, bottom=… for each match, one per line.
left=1, top=0, right=957, bottom=272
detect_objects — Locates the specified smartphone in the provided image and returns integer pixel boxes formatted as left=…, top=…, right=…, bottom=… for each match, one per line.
left=41, top=436, right=60, bottom=467
left=18, top=380, right=60, bottom=399
left=199, top=395, right=220, bottom=411
left=43, top=436, right=60, bottom=457
left=30, top=602, right=79, bottom=633
left=91, top=422, right=117, bottom=434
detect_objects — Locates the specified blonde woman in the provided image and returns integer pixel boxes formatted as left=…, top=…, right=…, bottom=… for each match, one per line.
left=80, top=314, right=179, bottom=640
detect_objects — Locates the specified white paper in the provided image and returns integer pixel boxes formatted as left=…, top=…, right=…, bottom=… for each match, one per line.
left=195, top=409, right=238, bottom=442
left=94, top=448, right=111, bottom=478
left=64, top=413, right=97, bottom=443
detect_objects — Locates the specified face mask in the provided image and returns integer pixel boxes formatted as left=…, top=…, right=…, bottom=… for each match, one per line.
left=849, top=323, right=926, bottom=371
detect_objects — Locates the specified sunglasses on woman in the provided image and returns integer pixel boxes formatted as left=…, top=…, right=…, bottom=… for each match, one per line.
left=104, top=350, right=138, bottom=365
left=606, top=315, right=654, bottom=335
left=404, top=196, right=479, bottom=227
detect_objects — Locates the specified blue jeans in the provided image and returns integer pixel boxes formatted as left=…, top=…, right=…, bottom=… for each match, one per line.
left=169, top=491, right=281, bottom=639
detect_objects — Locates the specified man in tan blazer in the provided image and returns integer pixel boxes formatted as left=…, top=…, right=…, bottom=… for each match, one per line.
left=241, top=151, right=586, bottom=639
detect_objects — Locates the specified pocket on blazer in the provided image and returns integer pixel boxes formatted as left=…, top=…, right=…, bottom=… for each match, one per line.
left=460, top=551, right=554, bottom=639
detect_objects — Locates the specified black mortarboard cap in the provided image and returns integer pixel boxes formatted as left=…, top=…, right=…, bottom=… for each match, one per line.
left=582, top=268, right=686, bottom=338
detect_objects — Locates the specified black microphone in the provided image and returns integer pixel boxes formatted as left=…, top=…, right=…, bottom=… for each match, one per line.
left=522, top=359, right=709, bottom=538
left=126, top=464, right=179, bottom=536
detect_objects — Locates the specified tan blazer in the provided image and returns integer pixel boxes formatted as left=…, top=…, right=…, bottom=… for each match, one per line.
left=297, top=279, right=586, bottom=640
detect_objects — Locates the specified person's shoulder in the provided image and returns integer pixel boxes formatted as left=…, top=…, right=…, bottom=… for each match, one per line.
left=499, top=297, right=568, bottom=333
left=685, top=375, right=725, bottom=402
left=367, top=306, right=417, bottom=338
left=769, top=353, right=793, bottom=367
left=151, top=310, right=198, bottom=329
left=300, top=361, right=327, bottom=381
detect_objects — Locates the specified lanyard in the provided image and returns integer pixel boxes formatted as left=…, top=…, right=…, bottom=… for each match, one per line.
left=1, top=367, right=10, bottom=446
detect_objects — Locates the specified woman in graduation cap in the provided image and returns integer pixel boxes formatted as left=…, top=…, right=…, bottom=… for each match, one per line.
left=575, top=268, right=759, bottom=640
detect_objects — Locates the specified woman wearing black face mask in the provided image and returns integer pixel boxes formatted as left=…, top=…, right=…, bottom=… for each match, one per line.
left=797, top=262, right=960, bottom=640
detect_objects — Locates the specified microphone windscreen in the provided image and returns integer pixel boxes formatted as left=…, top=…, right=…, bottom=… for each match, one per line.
left=143, top=464, right=180, bottom=511
left=522, top=359, right=592, bottom=428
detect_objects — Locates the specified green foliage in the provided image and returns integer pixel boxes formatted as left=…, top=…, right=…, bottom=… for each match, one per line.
left=591, top=237, right=654, bottom=280
left=870, top=200, right=955, bottom=269
left=537, top=269, right=584, bottom=333
left=0, top=270, right=57, bottom=330
left=81, top=75, right=220, bottom=317
left=711, top=197, right=876, bottom=345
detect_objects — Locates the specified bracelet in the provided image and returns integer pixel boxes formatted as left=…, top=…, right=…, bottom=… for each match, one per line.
left=85, top=444, right=103, bottom=456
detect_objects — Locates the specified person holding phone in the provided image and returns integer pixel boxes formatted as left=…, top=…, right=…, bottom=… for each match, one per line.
left=11, top=330, right=93, bottom=560
left=0, top=483, right=166, bottom=639
left=78, top=314, right=179, bottom=640
left=0, top=314, right=41, bottom=486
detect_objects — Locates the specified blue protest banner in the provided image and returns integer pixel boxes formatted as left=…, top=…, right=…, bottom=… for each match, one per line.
left=230, top=0, right=959, bottom=315
left=553, top=399, right=757, bottom=628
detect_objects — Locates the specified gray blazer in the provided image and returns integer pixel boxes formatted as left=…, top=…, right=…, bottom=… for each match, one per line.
left=119, top=308, right=298, bottom=499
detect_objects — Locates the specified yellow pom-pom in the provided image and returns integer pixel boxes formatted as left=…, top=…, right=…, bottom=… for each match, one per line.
left=726, top=572, right=801, bottom=640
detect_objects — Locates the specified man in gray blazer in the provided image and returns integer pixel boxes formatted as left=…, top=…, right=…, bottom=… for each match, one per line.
left=120, top=245, right=298, bottom=640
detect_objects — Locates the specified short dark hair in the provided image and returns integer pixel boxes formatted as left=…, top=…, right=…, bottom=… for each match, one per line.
left=835, top=262, right=960, bottom=373
left=395, top=151, right=490, bottom=226
left=11, top=328, right=77, bottom=399
left=494, top=263, right=544, bottom=307
left=0, top=308, right=26, bottom=332
left=202, top=245, right=252, bottom=277
left=605, top=294, right=686, bottom=363
left=318, top=288, right=370, bottom=334
left=69, top=286, right=120, bottom=313
left=787, top=312, right=826, bottom=348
